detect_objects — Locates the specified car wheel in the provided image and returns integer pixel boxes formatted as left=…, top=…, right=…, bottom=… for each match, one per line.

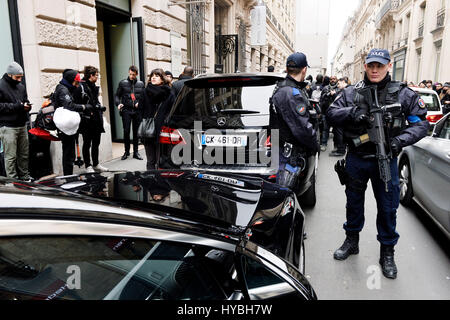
left=399, top=157, right=413, bottom=206
left=300, top=173, right=316, bottom=208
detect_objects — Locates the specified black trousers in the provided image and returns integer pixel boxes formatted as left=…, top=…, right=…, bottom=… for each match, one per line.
left=60, top=132, right=76, bottom=176
left=144, top=138, right=157, bottom=171
left=121, top=110, right=140, bottom=154
left=82, top=131, right=101, bottom=167
left=333, top=127, right=346, bottom=153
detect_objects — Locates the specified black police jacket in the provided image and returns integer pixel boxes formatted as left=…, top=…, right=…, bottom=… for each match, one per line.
left=114, top=77, right=145, bottom=111
left=0, top=73, right=30, bottom=127
left=327, top=75, right=429, bottom=155
left=271, top=75, right=318, bottom=153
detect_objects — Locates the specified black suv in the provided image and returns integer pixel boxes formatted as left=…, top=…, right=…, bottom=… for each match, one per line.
left=157, top=73, right=318, bottom=207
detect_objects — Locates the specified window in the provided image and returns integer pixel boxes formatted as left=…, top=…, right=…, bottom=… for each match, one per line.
left=0, top=0, right=22, bottom=72
left=416, top=49, right=422, bottom=84
left=438, top=117, right=450, bottom=139
left=0, top=236, right=231, bottom=300
left=434, top=41, right=442, bottom=81
left=240, top=255, right=299, bottom=300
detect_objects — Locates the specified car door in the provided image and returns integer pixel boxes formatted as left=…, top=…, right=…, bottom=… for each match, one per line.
left=419, top=116, right=450, bottom=232
left=0, top=219, right=240, bottom=300
left=234, top=240, right=316, bottom=300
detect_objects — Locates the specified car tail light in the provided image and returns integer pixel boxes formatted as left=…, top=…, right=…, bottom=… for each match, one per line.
left=268, top=174, right=277, bottom=180
left=159, top=126, right=186, bottom=145
left=427, top=114, right=443, bottom=123
left=160, top=171, right=184, bottom=178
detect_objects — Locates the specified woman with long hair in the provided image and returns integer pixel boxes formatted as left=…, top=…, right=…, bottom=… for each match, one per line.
left=139, top=68, right=173, bottom=172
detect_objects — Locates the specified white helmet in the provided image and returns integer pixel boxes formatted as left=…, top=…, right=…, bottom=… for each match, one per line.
left=53, top=107, right=80, bottom=136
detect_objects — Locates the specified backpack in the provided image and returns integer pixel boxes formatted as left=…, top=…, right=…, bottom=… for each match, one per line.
left=35, top=94, right=57, bottom=131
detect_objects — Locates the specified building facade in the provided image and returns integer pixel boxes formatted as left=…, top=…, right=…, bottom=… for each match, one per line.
left=3, top=0, right=295, bottom=175
left=295, top=0, right=331, bottom=77
left=332, top=0, right=449, bottom=84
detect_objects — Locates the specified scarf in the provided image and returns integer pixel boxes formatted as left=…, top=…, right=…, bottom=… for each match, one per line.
left=145, top=84, right=171, bottom=104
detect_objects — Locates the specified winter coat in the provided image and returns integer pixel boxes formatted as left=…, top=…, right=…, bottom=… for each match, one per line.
left=0, top=73, right=30, bottom=127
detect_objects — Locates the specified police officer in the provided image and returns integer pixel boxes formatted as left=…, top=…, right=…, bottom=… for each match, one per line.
left=327, top=49, right=429, bottom=279
left=270, top=52, right=318, bottom=188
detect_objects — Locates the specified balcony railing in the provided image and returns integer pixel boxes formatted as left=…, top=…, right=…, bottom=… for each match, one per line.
left=418, top=21, right=424, bottom=38
left=437, top=8, right=446, bottom=28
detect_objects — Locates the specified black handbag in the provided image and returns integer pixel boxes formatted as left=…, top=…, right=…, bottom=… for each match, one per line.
left=138, top=103, right=162, bottom=139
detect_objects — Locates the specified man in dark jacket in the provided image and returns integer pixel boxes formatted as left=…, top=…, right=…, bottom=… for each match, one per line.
left=319, top=75, right=338, bottom=151
left=115, top=65, right=145, bottom=160
left=440, top=82, right=450, bottom=114
left=0, top=62, right=32, bottom=181
left=171, top=66, right=194, bottom=98
left=53, top=69, right=93, bottom=176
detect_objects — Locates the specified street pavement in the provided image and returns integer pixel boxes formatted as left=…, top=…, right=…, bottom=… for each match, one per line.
left=302, top=145, right=450, bottom=300
left=82, top=143, right=450, bottom=300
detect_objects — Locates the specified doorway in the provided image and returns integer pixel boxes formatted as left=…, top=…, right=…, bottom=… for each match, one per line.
left=96, top=3, right=145, bottom=142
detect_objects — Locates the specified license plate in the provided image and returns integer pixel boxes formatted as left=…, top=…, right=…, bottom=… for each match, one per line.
left=197, top=174, right=245, bottom=187
left=201, top=135, right=247, bottom=147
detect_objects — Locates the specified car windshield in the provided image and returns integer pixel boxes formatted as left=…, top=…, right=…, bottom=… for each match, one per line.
left=169, top=83, right=276, bottom=129
left=418, top=92, right=441, bottom=111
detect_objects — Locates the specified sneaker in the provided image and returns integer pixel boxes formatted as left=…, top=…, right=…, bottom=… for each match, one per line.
left=85, top=166, right=95, bottom=173
left=320, top=145, right=327, bottom=152
left=94, top=164, right=109, bottom=172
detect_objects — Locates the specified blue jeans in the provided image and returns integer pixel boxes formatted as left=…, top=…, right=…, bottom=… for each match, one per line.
left=344, top=153, right=400, bottom=246
left=321, top=118, right=330, bottom=146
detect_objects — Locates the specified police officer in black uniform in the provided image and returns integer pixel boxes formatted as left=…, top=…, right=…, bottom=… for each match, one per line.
left=270, top=52, right=318, bottom=189
left=327, top=49, right=429, bottom=279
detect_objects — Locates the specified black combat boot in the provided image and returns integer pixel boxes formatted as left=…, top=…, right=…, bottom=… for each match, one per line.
left=333, top=233, right=359, bottom=260
left=379, top=245, right=397, bottom=279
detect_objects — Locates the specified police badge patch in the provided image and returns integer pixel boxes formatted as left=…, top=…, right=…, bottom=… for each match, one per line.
left=296, top=105, right=306, bottom=115
left=418, top=98, right=426, bottom=109
left=65, top=94, right=71, bottom=101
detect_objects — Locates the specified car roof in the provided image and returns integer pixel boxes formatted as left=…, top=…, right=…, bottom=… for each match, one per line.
left=193, top=72, right=285, bottom=80
left=411, top=87, right=439, bottom=94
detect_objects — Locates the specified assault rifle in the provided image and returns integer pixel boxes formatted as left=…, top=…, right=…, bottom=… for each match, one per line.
left=357, top=86, right=401, bottom=192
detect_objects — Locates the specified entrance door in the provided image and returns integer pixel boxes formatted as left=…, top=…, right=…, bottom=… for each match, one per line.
left=108, top=20, right=144, bottom=140
left=97, top=4, right=145, bottom=142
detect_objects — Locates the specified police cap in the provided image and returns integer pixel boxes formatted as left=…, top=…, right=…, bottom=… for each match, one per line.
left=286, top=52, right=310, bottom=68
left=365, top=49, right=391, bottom=65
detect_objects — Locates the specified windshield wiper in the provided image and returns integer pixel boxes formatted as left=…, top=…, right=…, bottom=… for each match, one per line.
left=218, top=109, right=261, bottom=115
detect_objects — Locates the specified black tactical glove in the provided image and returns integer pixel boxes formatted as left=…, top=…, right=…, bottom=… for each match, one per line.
left=85, top=104, right=94, bottom=113
left=390, top=139, right=402, bottom=158
left=353, top=108, right=370, bottom=126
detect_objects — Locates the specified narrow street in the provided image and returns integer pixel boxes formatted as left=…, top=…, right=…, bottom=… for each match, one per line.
left=303, top=146, right=450, bottom=300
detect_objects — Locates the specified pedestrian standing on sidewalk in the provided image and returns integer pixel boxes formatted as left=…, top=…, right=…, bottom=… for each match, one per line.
left=53, top=69, right=93, bottom=176
left=327, top=49, right=429, bottom=279
left=115, top=66, right=145, bottom=161
left=73, top=66, right=108, bottom=173
left=139, top=68, right=173, bottom=171
left=0, top=62, right=32, bottom=181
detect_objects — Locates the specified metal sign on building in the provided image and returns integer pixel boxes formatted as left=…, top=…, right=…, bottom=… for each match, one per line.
left=170, top=31, right=183, bottom=78
left=250, top=5, right=267, bottom=46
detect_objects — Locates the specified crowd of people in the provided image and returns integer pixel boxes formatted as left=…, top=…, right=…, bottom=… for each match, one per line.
left=0, top=61, right=195, bottom=180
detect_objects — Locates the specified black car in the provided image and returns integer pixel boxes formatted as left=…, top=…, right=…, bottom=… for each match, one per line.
left=0, top=171, right=316, bottom=300
left=157, top=73, right=319, bottom=207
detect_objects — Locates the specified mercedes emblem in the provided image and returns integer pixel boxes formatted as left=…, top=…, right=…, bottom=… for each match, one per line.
left=217, top=117, right=227, bottom=127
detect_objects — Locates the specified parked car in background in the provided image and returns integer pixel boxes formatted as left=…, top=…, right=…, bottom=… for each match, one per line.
left=0, top=171, right=317, bottom=300
left=157, top=73, right=319, bottom=207
left=410, top=87, right=443, bottom=127
left=398, top=113, right=450, bottom=238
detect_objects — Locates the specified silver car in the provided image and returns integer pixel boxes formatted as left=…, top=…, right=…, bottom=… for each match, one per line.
left=399, top=113, right=450, bottom=238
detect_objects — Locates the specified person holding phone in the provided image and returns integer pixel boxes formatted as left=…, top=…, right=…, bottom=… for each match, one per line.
left=0, top=62, right=32, bottom=181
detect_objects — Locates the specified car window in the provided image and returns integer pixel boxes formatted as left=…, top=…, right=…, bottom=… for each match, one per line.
left=0, top=236, right=232, bottom=300
left=170, top=85, right=276, bottom=129
left=438, top=117, right=450, bottom=139
left=240, top=255, right=300, bottom=300
left=418, top=92, right=441, bottom=112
